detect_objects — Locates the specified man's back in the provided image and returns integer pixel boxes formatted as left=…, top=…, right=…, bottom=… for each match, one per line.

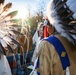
left=37, top=35, right=76, bottom=75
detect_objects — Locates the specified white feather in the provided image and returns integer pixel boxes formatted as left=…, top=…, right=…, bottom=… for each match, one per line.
left=8, top=31, right=15, bottom=35
left=73, top=13, right=76, bottom=19
left=0, top=39, right=7, bottom=47
left=0, top=21, right=14, bottom=26
left=0, top=31, right=5, bottom=38
left=67, top=2, right=76, bottom=21
left=66, top=0, right=75, bottom=7
left=0, top=29, right=8, bottom=34
left=71, top=34, right=76, bottom=40
left=66, top=0, right=76, bottom=13
left=47, top=0, right=65, bottom=33
left=3, top=36, right=12, bottom=42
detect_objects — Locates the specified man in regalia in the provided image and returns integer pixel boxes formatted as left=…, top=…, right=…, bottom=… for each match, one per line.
left=36, top=0, right=76, bottom=75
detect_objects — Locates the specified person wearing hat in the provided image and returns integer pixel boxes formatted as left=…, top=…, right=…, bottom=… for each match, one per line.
left=36, top=0, right=76, bottom=75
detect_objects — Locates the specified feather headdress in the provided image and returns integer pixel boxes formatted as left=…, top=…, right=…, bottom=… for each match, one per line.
left=47, top=0, right=76, bottom=46
left=0, top=1, right=20, bottom=55
left=0, top=0, right=5, bottom=4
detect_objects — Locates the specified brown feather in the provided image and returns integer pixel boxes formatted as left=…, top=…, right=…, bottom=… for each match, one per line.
left=57, top=7, right=69, bottom=15
left=61, top=12, right=74, bottom=19
left=6, top=44, right=14, bottom=53
left=55, top=0, right=61, bottom=7
left=0, top=0, right=5, bottom=4
left=68, top=30, right=76, bottom=34
left=10, top=37, right=21, bottom=47
left=2, top=3, right=12, bottom=12
left=59, top=22, right=76, bottom=31
left=56, top=1, right=66, bottom=11
left=10, top=30, right=23, bottom=35
left=55, top=0, right=67, bottom=7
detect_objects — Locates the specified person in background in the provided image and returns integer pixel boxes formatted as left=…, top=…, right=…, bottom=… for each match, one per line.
left=31, top=20, right=55, bottom=64
left=31, top=22, right=44, bottom=64
left=36, top=0, right=76, bottom=75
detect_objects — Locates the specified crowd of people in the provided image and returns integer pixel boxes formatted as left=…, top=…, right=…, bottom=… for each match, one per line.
left=0, top=0, right=76, bottom=75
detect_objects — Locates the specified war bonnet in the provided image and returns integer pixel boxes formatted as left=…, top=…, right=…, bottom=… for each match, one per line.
left=47, top=0, right=76, bottom=46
